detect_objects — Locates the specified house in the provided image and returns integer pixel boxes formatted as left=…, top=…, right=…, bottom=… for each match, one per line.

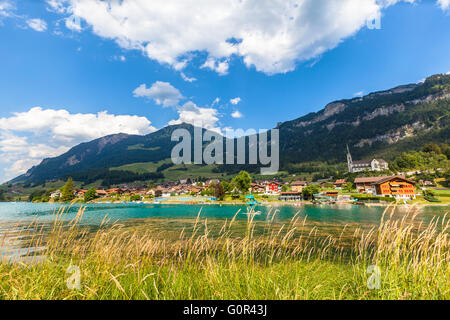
left=265, top=182, right=281, bottom=195
left=355, top=175, right=416, bottom=199
left=347, top=145, right=389, bottom=173
left=325, top=191, right=339, bottom=198
left=161, top=190, right=171, bottom=197
left=333, top=179, right=346, bottom=189
left=354, top=176, right=392, bottom=194
left=279, top=192, right=301, bottom=201
left=418, top=180, right=434, bottom=186
left=188, top=186, right=202, bottom=195
left=372, top=176, right=416, bottom=199
left=106, top=188, right=122, bottom=195
left=95, top=190, right=108, bottom=197
left=205, top=179, right=220, bottom=187
left=50, top=190, right=61, bottom=199
left=251, top=183, right=266, bottom=193
left=291, top=181, right=307, bottom=193
left=75, top=189, right=88, bottom=198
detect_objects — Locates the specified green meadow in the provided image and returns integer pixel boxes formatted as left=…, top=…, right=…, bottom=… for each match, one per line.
left=0, top=205, right=448, bottom=300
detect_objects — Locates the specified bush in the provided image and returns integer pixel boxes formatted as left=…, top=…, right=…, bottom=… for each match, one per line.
left=424, top=196, right=441, bottom=202
left=84, top=188, right=97, bottom=203
left=130, top=195, right=142, bottom=201
left=354, top=195, right=397, bottom=203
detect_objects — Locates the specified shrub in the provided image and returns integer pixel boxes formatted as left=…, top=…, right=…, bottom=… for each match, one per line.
left=130, top=195, right=141, bottom=201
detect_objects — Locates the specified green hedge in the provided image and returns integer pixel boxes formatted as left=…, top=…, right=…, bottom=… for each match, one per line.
left=354, top=195, right=397, bottom=203
left=424, top=195, right=441, bottom=203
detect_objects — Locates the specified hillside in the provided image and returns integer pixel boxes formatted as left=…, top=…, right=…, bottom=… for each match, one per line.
left=277, top=74, right=449, bottom=166
left=9, top=73, right=450, bottom=186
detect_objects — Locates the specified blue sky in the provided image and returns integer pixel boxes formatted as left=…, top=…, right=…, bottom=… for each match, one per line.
left=0, top=0, right=449, bottom=182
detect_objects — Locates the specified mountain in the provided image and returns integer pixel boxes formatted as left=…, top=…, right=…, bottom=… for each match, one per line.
left=277, top=73, right=449, bottom=166
left=10, top=73, right=450, bottom=185
left=12, top=123, right=199, bottom=184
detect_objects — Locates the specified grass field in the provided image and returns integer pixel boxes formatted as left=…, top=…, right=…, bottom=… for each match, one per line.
left=434, top=189, right=450, bottom=197
left=0, top=205, right=448, bottom=300
left=112, top=160, right=228, bottom=181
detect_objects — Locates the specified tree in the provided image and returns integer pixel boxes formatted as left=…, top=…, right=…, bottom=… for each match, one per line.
left=61, top=177, right=75, bottom=202
left=323, top=182, right=334, bottom=189
left=231, top=171, right=251, bottom=193
left=214, top=182, right=226, bottom=200
left=130, top=195, right=142, bottom=201
left=28, top=189, right=46, bottom=202
left=84, top=188, right=97, bottom=202
left=343, top=182, right=354, bottom=192
left=423, top=143, right=442, bottom=154
left=302, top=184, right=320, bottom=200
left=220, top=181, right=230, bottom=193
left=281, top=184, right=290, bottom=192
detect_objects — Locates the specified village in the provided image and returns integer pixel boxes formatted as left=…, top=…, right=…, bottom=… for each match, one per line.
left=18, top=144, right=446, bottom=205
left=45, top=174, right=420, bottom=205
left=42, top=146, right=428, bottom=205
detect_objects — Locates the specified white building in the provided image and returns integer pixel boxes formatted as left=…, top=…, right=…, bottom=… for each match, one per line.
left=347, top=145, right=389, bottom=173
left=50, top=190, right=61, bottom=199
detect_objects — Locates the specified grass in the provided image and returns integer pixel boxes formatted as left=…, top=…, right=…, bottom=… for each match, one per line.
left=0, top=205, right=448, bottom=300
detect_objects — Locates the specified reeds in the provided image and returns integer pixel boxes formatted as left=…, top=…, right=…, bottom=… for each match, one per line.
left=0, top=205, right=448, bottom=300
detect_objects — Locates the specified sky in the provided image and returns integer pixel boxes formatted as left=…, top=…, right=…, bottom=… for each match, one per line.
left=0, top=0, right=449, bottom=183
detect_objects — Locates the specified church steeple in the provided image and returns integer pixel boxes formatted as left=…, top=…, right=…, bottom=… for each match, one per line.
left=346, top=144, right=353, bottom=173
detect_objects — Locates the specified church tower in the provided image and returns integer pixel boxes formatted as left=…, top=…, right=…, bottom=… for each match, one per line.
left=346, top=144, right=353, bottom=173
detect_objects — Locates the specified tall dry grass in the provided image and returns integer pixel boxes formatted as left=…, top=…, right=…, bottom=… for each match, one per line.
left=0, top=204, right=448, bottom=300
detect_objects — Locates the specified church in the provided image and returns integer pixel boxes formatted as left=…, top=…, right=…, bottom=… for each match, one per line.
left=346, top=145, right=389, bottom=173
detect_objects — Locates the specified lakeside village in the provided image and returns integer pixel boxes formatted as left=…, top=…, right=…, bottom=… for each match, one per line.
left=19, top=144, right=449, bottom=206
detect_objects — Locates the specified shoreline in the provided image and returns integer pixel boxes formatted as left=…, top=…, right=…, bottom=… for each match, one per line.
left=3, top=200, right=448, bottom=207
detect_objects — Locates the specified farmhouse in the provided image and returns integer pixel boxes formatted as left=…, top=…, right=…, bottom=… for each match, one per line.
left=372, top=176, right=416, bottom=199
left=354, top=175, right=416, bottom=199
left=95, top=190, right=108, bottom=197
left=354, top=176, right=391, bottom=193
left=333, top=179, right=346, bottom=188
left=291, top=180, right=307, bottom=193
left=265, top=182, right=281, bottom=195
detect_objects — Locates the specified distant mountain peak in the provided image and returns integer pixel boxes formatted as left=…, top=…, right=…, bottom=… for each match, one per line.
left=8, top=72, right=450, bottom=185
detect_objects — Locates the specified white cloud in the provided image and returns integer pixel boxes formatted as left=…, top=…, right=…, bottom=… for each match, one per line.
left=231, top=110, right=243, bottom=118
left=230, top=97, right=241, bottom=105
left=212, top=97, right=220, bottom=106
left=0, top=0, right=14, bottom=17
left=46, top=0, right=69, bottom=14
left=52, top=0, right=437, bottom=75
left=353, top=91, right=364, bottom=97
left=133, top=81, right=184, bottom=107
left=0, top=107, right=157, bottom=180
left=27, top=18, right=47, bottom=32
left=111, top=55, right=126, bottom=62
left=437, top=0, right=450, bottom=10
left=180, top=72, right=197, bottom=82
left=169, top=101, right=219, bottom=130
left=201, top=58, right=229, bottom=75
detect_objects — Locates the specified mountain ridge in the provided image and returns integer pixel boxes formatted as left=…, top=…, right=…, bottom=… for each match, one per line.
left=10, top=73, right=450, bottom=185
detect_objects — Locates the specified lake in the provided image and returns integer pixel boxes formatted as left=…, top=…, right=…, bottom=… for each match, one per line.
left=0, top=202, right=447, bottom=226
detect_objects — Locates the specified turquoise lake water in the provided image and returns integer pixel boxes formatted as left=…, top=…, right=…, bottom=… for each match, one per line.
left=0, top=202, right=447, bottom=226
